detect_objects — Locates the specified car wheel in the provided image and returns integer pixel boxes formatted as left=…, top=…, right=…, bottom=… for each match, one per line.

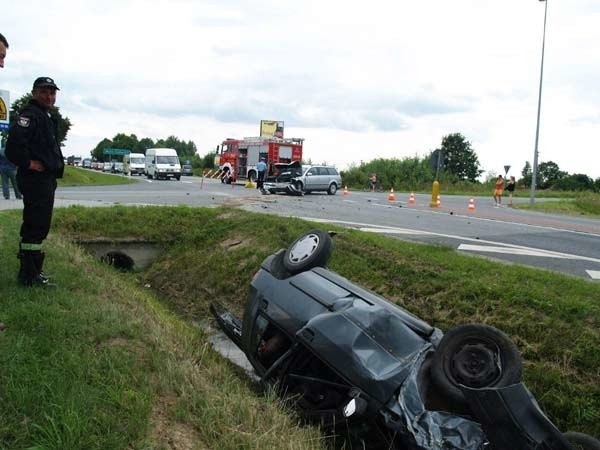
left=431, top=323, right=522, bottom=404
left=327, top=183, right=337, bottom=195
left=293, top=180, right=304, bottom=193
left=283, top=229, right=333, bottom=274
left=564, top=432, right=600, bottom=450
left=248, top=171, right=257, bottom=182
left=176, top=175, right=181, bottom=181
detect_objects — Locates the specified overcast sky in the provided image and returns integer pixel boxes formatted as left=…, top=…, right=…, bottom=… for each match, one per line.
left=2, top=0, right=600, bottom=179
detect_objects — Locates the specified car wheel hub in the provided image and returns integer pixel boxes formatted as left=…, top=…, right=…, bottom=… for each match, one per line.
left=451, top=343, right=500, bottom=387
left=288, top=234, right=319, bottom=263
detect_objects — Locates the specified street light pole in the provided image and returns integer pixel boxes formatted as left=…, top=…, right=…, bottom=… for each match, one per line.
left=530, top=0, right=548, bottom=204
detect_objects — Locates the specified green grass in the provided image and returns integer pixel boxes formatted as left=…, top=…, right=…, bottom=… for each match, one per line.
left=58, top=166, right=137, bottom=187
left=513, top=192, right=600, bottom=217
left=1, top=205, right=599, bottom=448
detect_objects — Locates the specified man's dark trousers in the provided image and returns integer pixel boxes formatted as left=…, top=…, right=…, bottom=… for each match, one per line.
left=17, top=171, right=57, bottom=243
left=16, top=170, right=57, bottom=286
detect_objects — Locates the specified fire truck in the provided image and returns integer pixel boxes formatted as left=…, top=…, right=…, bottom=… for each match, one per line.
left=217, top=136, right=303, bottom=182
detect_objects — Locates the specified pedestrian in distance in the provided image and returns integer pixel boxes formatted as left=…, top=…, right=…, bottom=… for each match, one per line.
left=256, top=157, right=267, bottom=190
left=5, top=77, right=65, bottom=287
left=369, top=173, right=377, bottom=192
left=0, top=151, right=22, bottom=200
left=506, top=176, right=516, bottom=206
left=493, top=174, right=504, bottom=207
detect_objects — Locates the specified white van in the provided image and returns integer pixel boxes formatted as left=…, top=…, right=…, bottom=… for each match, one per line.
left=123, top=153, right=146, bottom=176
left=145, top=148, right=181, bottom=180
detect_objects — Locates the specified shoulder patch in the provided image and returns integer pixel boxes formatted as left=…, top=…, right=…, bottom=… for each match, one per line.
left=17, top=116, right=31, bottom=127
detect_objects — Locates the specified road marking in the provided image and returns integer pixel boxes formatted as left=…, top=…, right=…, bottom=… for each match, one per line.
left=301, top=216, right=600, bottom=265
left=458, top=244, right=576, bottom=259
left=586, top=270, right=600, bottom=280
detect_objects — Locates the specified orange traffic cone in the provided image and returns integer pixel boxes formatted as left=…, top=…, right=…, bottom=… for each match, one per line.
left=409, top=192, right=415, bottom=205
left=468, top=197, right=476, bottom=211
left=436, top=195, right=441, bottom=207
left=388, top=188, right=396, bottom=202
left=343, top=185, right=348, bottom=196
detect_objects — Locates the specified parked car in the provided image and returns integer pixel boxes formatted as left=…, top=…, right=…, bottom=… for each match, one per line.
left=181, top=164, right=194, bottom=176
left=264, top=163, right=342, bottom=195
left=211, top=230, right=599, bottom=450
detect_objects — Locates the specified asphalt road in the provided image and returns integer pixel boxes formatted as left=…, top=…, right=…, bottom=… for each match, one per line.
left=2, top=173, right=599, bottom=281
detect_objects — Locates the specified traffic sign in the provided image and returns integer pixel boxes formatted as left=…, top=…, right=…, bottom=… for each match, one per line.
left=504, top=165, right=511, bottom=175
left=429, top=149, right=444, bottom=172
left=103, top=148, right=130, bottom=156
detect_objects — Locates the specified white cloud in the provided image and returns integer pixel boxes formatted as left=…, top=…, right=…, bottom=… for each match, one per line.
left=2, top=0, right=599, bottom=179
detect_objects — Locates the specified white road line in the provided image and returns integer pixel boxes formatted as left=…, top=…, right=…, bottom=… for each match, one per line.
left=585, top=270, right=600, bottom=279
left=458, top=244, right=576, bottom=259
left=301, top=216, right=600, bottom=265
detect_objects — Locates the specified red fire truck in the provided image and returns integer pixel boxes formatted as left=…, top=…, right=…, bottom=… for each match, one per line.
left=217, top=136, right=303, bottom=182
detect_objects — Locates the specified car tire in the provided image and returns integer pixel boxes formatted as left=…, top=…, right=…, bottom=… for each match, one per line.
left=327, top=183, right=337, bottom=195
left=248, top=171, right=257, bottom=182
left=293, top=180, right=304, bottom=194
left=431, top=323, right=522, bottom=405
left=283, top=230, right=333, bottom=274
left=564, top=432, right=600, bottom=450
left=176, top=175, right=181, bottom=181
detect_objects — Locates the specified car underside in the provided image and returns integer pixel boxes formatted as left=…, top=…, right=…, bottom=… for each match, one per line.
left=211, top=230, right=600, bottom=450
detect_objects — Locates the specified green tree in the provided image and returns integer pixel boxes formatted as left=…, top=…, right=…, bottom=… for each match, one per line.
left=111, top=133, right=139, bottom=152
left=521, top=161, right=532, bottom=187
left=537, top=161, right=567, bottom=189
left=91, top=138, right=113, bottom=162
left=2, top=93, right=72, bottom=146
left=134, top=137, right=155, bottom=154
left=554, top=174, right=594, bottom=191
left=440, top=133, right=482, bottom=182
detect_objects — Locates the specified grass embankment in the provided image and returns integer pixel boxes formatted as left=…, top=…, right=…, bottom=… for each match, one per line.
left=514, top=192, right=600, bottom=217
left=58, top=166, right=137, bottom=187
left=1, top=205, right=599, bottom=448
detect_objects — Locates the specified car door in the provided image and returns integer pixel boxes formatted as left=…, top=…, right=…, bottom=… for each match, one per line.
left=304, top=167, right=319, bottom=191
left=315, top=167, right=330, bottom=191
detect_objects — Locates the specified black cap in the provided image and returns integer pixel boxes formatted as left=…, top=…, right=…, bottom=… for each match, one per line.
left=33, top=77, right=60, bottom=90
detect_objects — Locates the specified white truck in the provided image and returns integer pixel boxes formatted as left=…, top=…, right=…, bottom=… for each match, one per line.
left=123, top=152, right=146, bottom=176
left=145, top=148, right=181, bottom=180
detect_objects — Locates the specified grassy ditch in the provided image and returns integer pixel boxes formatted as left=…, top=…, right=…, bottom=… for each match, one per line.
left=58, top=166, right=136, bottom=187
left=0, top=205, right=599, bottom=448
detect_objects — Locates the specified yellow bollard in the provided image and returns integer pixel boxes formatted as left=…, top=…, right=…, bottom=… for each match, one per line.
left=429, top=180, right=440, bottom=207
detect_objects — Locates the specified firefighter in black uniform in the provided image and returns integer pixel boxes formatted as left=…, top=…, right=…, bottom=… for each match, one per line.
left=5, top=77, right=64, bottom=287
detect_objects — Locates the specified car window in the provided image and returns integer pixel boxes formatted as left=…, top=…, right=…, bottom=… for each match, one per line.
left=253, top=316, right=291, bottom=369
left=307, top=168, right=318, bottom=176
left=327, top=168, right=338, bottom=176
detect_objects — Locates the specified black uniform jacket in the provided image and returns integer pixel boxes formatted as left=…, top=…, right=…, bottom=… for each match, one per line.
left=5, top=99, right=65, bottom=178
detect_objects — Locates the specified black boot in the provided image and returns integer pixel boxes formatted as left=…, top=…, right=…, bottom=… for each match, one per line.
left=31, top=251, right=52, bottom=283
left=17, top=250, right=56, bottom=288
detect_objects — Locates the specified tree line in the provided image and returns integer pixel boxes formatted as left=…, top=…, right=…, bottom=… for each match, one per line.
left=340, top=133, right=600, bottom=193
left=91, top=134, right=197, bottom=162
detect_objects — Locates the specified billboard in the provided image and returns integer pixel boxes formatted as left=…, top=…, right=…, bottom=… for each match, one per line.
left=0, top=90, right=9, bottom=131
left=260, top=120, right=284, bottom=138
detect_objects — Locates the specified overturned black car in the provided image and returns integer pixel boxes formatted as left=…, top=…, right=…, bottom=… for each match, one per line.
left=211, top=230, right=599, bottom=450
